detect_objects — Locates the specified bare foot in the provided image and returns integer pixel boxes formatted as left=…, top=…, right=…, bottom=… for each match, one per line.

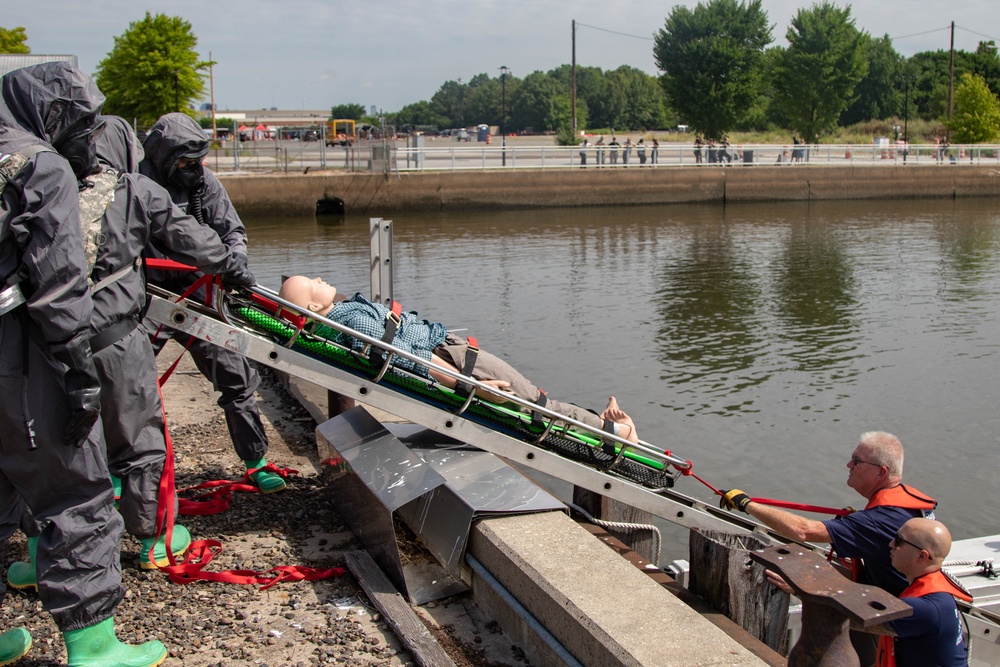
left=601, top=396, right=639, bottom=444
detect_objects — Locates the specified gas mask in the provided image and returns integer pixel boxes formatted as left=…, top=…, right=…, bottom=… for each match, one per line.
left=168, top=156, right=206, bottom=192
left=54, top=116, right=107, bottom=180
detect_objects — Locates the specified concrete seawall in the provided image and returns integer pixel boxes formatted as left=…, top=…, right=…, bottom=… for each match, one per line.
left=218, top=165, right=1000, bottom=217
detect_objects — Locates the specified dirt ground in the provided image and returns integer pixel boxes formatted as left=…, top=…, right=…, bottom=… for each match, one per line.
left=0, top=343, right=525, bottom=667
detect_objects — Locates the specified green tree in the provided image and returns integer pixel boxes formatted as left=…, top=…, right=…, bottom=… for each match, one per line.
left=840, top=34, right=904, bottom=125
left=947, top=72, right=1000, bottom=143
left=95, top=13, right=207, bottom=125
left=510, top=71, right=563, bottom=132
left=604, top=66, right=668, bottom=131
left=429, top=80, right=468, bottom=128
left=329, top=103, right=366, bottom=120
left=653, top=0, right=773, bottom=139
left=772, top=2, right=868, bottom=143
left=392, top=101, right=447, bottom=129
left=0, top=26, right=30, bottom=54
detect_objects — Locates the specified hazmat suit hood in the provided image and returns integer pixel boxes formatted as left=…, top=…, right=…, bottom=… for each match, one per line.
left=139, top=112, right=209, bottom=188
left=96, top=115, right=144, bottom=173
left=0, top=61, right=105, bottom=147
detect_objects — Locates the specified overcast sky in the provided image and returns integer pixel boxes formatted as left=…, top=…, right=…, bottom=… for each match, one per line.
left=7, top=1, right=1000, bottom=114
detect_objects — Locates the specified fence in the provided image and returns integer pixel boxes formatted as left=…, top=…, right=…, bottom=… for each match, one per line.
left=206, top=140, right=1000, bottom=174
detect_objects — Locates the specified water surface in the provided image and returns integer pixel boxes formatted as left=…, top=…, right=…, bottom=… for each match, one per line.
left=245, top=199, right=1000, bottom=554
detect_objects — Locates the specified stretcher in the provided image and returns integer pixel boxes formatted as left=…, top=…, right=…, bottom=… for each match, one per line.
left=144, top=282, right=790, bottom=541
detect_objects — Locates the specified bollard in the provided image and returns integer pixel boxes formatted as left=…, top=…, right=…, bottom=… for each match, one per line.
left=751, top=545, right=912, bottom=667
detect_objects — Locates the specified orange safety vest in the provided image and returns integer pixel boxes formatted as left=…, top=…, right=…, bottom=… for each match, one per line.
left=875, top=571, right=972, bottom=667
left=849, top=485, right=937, bottom=582
left=864, top=484, right=937, bottom=512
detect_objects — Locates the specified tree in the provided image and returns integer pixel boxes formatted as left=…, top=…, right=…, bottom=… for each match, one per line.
left=391, top=101, right=447, bottom=129
left=653, top=0, right=773, bottom=139
left=510, top=71, right=563, bottom=132
left=95, top=13, right=207, bottom=125
left=947, top=72, right=1000, bottom=143
left=772, top=2, right=868, bottom=143
left=429, top=80, right=468, bottom=128
left=0, top=26, right=30, bottom=54
left=329, top=103, right=365, bottom=120
left=840, top=34, right=904, bottom=125
left=604, top=66, right=668, bottom=131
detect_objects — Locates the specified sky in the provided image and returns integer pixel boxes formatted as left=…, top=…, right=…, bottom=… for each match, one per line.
left=7, top=1, right=1000, bottom=114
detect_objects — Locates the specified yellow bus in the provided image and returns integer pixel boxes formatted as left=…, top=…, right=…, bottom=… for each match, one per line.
left=325, top=119, right=356, bottom=146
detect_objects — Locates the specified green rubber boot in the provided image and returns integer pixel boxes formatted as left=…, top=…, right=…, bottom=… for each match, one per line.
left=6, top=535, right=37, bottom=591
left=0, top=627, right=31, bottom=666
left=63, top=617, right=166, bottom=667
left=244, top=457, right=286, bottom=494
left=137, top=525, right=191, bottom=570
left=111, top=474, right=122, bottom=510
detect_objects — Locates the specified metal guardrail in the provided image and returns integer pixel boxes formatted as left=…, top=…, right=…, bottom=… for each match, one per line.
left=205, top=140, right=1000, bottom=174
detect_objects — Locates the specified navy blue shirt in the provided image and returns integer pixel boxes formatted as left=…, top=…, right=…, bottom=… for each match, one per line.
left=889, top=592, right=968, bottom=666
left=823, top=505, right=929, bottom=597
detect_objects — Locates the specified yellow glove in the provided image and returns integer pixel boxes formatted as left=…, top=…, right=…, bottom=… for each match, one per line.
left=720, top=489, right=752, bottom=513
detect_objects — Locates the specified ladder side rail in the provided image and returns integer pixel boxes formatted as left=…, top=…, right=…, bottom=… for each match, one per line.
left=146, top=294, right=821, bottom=551
left=250, top=285, right=687, bottom=470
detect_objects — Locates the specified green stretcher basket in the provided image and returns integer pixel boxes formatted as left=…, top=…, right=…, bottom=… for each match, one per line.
left=236, top=305, right=677, bottom=490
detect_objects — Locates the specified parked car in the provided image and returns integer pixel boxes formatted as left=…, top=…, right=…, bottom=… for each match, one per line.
left=456, top=128, right=470, bottom=142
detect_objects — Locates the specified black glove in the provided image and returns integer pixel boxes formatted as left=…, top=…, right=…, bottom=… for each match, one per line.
left=222, top=256, right=255, bottom=289
left=52, top=340, right=102, bottom=448
left=719, top=489, right=752, bottom=513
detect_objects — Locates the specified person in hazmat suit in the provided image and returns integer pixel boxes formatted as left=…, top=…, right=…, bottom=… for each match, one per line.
left=139, top=112, right=284, bottom=494
left=0, top=62, right=167, bottom=666
left=5, top=115, right=257, bottom=591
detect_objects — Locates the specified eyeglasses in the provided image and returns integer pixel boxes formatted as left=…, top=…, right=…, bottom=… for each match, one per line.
left=850, top=454, right=879, bottom=467
left=892, top=531, right=926, bottom=552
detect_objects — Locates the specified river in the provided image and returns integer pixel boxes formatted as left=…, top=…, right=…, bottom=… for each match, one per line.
left=244, top=198, right=1000, bottom=559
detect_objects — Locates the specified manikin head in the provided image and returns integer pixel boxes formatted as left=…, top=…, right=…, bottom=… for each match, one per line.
left=279, top=276, right=337, bottom=316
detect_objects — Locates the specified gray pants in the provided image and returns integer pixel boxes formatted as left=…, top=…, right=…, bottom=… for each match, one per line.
left=0, top=318, right=123, bottom=631
left=435, top=334, right=604, bottom=432
left=148, top=325, right=269, bottom=462
left=94, top=327, right=171, bottom=539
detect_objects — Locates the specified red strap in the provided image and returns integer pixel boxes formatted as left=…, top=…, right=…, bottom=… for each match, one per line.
left=748, top=497, right=853, bottom=517
left=144, top=258, right=198, bottom=272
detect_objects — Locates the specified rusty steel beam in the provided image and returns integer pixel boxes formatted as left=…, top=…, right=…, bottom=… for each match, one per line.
left=751, top=545, right=912, bottom=667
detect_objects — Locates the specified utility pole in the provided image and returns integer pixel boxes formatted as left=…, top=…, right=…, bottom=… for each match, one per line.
left=210, top=51, right=217, bottom=141
left=571, top=20, right=577, bottom=135
left=500, top=65, right=509, bottom=167
left=948, top=21, right=955, bottom=121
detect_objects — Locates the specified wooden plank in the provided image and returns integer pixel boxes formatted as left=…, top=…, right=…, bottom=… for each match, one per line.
left=344, top=550, right=457, bottom=667
left=689, top=529, right=790, bottom=655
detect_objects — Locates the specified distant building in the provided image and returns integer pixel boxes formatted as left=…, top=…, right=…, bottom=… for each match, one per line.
left=0, top=54, right=79, bottom=78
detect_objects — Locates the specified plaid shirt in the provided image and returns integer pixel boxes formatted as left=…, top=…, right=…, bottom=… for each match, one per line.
left=313, top=293, right=447, bottom=377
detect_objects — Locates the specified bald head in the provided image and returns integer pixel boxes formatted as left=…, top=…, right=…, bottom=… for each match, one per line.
left=278, top=275, right=337, bottom=316
left=902, top=517, right=952, bottom=562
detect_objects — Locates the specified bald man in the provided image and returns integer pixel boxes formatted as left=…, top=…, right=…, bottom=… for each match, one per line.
left=277, top=275, right=639, bottom=443
left=877, top=518, right=970, bottom=666
left=766, top=518, right=969, bottom=666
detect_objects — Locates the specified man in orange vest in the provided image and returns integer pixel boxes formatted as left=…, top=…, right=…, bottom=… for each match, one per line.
left=720, top=431, right=937, bottom=665
left=875, top=518, right=970, bottom=666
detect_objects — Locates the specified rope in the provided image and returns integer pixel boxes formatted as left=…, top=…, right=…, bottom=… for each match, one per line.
left=568, top=502, right=661, bottom=565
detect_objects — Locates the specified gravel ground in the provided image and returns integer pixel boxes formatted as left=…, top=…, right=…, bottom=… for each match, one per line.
left=1, top=344, right=522, bottom=667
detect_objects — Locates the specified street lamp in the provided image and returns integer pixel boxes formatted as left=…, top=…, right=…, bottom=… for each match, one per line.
left=499, top=65, right=509, bottom=167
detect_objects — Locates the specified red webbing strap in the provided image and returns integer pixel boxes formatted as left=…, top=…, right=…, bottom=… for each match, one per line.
left=148, top=264, right=216, bottom=387
left=176, top=464, right=294, bottom=516
left=675, top=456, right=852, bottom=516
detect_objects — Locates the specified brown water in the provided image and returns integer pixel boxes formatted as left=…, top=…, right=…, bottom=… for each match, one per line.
left=245, top=199, right=1000, bottom=554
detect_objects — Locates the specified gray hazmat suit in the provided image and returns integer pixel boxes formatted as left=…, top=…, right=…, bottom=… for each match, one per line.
left=85, top=115, right=252, bottom=540
left=139, top=113, right=269, bottom=462
left=0, top=62, right=124, bottom=631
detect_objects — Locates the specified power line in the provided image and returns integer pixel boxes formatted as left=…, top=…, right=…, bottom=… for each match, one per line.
left=575, top=21, right=655, bottom=42
left=889, top=25, right=950, bottom=42
left=954, top=24, right=1000, bottom=44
